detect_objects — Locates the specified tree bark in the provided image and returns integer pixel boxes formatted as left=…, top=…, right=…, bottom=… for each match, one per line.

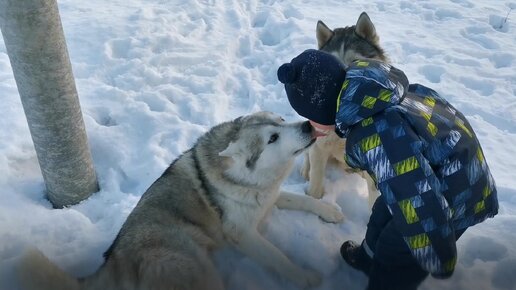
left=0, top=0, right=99, bottom=207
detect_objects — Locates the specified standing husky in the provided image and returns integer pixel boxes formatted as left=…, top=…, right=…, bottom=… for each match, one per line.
left=301, top=12, right=384, bottom=206
left=18, top=111, right=344, bottom=290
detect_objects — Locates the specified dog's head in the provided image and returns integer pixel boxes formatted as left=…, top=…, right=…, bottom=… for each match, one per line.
left=316, top=12, right=387, bottom=65
left=219, top=112, right=315, bottom=187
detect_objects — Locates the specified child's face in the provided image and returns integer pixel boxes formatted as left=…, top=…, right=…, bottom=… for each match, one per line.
left=309, top=120, right=335, bottom=138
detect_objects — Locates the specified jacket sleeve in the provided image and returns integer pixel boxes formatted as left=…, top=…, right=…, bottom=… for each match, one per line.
left=346, top=109, right=457, bottom=278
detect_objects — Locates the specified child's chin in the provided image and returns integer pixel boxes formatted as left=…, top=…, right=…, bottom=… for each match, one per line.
left=313, top=132, right=329, bottom=138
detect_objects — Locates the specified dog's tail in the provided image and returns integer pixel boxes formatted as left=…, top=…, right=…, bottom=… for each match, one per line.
left=17, top=249, right=81, bottom=290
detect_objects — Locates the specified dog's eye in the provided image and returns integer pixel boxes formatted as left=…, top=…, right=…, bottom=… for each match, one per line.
left=268, top=133, right=279, bottom=144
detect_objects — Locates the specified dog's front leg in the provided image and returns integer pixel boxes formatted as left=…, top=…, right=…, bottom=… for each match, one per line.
left=306, top=145, right=329, bottom=199
left=231, top=229, right=321, bottom=288
left=300, top=151, right=311, bottom=180
left=277, top=191, right=344, bottom=223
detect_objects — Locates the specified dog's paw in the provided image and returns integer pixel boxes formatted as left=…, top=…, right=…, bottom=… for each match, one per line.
left=306, top=185, right=324, bottom=199
left=317, top=202, right=345, bottom=223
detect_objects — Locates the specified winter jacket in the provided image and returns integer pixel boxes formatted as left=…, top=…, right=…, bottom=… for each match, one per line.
left=335, top=59, right=498, bottom=278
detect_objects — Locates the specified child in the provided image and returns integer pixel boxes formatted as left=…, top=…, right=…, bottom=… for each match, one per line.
left=277, top=49, right=498, bottom=290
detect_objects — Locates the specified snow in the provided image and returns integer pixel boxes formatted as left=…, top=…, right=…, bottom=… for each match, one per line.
left=0, top=0, right=515, bottom=289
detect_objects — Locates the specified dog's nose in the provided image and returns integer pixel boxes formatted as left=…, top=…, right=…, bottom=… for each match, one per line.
left=301, top=121, right=312, bottom=133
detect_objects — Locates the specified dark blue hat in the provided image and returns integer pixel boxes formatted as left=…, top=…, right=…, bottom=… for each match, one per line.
left=277, top=49, right=347, bottom=125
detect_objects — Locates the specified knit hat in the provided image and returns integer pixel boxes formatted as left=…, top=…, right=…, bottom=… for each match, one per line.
left=277, top=49, right=347, bottom=125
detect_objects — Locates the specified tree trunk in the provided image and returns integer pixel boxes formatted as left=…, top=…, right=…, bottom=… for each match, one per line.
left=0, top=0, right=99, bottom=207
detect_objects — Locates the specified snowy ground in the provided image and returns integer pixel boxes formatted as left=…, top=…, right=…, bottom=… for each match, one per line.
left=1, top=0, right=515, bottom=289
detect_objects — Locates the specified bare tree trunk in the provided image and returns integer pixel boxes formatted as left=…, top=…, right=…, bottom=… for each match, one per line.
left=0, top=0, right=99, bottom=207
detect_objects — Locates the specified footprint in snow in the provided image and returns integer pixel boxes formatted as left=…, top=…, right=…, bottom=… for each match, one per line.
left=418, top=65, right=446, bottom=84
left=460, top=27, right=500, bottom=50
left=489, top=14, right=510, bottom=33
left=450, top=0, right=475, bottom=8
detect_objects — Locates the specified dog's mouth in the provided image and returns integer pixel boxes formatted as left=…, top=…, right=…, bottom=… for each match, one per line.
left=294, top=138, right=316, bottom=155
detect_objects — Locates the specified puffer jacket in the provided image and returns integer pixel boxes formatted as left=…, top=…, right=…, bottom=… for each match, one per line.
left=335, top=59, right=498, bottom=277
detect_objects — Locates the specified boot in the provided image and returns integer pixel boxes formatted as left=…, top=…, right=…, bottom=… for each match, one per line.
left=340, top=240, right=372, bottom=276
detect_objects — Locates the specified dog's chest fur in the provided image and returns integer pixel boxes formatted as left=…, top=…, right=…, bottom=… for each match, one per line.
left=214, top=184, right=280, bottom=239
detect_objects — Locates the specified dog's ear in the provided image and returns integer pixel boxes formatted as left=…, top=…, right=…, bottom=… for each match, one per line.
left=355, top=12, right=378, bottom=42
left=316, top=20, right=333, bottom=49
left=219, top=141, right=242, bottom=158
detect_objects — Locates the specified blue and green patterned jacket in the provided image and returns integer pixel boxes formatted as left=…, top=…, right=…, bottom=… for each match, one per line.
left=336, top=60, right=498, bottom=277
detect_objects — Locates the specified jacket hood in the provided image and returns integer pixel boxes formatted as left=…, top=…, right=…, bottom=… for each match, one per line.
left=335, top=59, right=409, bottom=137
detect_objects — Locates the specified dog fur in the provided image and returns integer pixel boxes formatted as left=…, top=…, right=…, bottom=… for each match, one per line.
left=301, top=12, right=386, bottom=206
left=18, top=112, right=344, bottom=290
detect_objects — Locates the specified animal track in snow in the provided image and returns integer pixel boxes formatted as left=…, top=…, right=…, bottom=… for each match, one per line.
left=443, top=55, right=481, bottom=67
left=450, top=0, right=474, bottom=8
left=489, top=14, right=510, bottom=33
left=376, top=2, right=395, bottom=12
left=282, top=5, right=303, bottom=20
left=401, top=41, right=444, bottom=57
left=135, top=93, right=169, bottom=113
left=89, top=107, right=118, bottom=127
left=488, top=53, right=514, bottom=68
left=252, top=10, right=269, bottom=28
left=418, top=65, right=446, bottom=83
left=460, top=76, right=495, bottom=96
left=434, top=8, right=463, bottom=20
left=106, top=38, right=133, bottom=59
left=461, top=26, right=500, bottom=50
left=256, top=9, right=293, bottom=46
left=399, top=1, right=418, bottom=12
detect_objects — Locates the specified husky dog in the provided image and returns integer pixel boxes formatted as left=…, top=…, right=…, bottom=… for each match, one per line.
left=301, top=12, right=386, bottom=206
left=19, top=111, right=344, bottom=290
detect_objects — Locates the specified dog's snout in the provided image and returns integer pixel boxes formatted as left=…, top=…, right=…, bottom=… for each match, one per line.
left=301, top=121, right=312, bottom=134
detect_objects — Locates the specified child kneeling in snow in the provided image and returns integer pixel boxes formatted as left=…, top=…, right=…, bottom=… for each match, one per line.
left=277, top=49, right=498, bottom=290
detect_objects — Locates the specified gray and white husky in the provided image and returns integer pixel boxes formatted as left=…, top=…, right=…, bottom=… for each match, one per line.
left=18, top=112, right=344, bottom=290
left=301, top=12, right=386, bottom=206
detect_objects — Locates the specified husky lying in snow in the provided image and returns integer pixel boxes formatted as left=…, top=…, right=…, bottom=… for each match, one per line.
left=301, top=12, right=384, bottom=207
left=18, top=112, right=344, bottom=290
